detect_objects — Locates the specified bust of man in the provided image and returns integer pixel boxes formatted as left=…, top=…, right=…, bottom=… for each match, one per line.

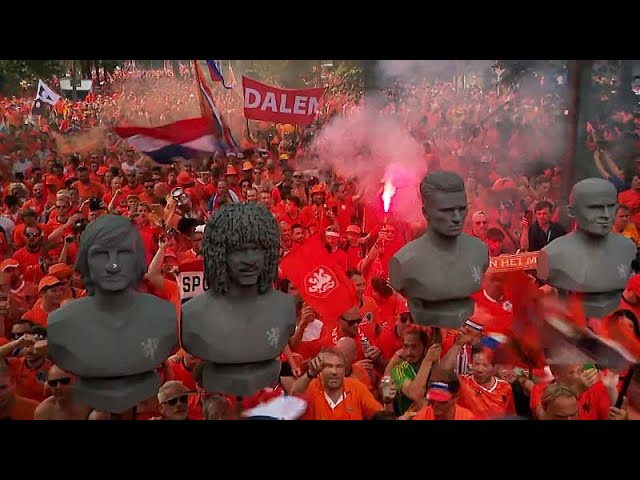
left=181, top=203, right=296, bottom=397
left=389, top=171, right=489, bottom=329
left=47, top=215, right=178, bottom=413
left=537, top=178, right=636, bottom=317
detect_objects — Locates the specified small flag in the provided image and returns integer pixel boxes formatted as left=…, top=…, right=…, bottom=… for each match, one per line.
left=36, top=79, right=61, bottom=106
left=205, top=60, right=236, bottom=89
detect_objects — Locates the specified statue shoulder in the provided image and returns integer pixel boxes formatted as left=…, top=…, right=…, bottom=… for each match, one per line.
left=392, top=236, right=426, bottom=264
left=181, top=292, right=210, bottom=316
left=609, top=232, right=636, bottom=253
left=542, top=232, right=573, bottom=255
left=459, top=233, right=488, bottom=249
left=136, top=293, right=177, bottom=317
left=48, top=297, right=91, bottom=324
left=264, top=289, right=296, bottom=309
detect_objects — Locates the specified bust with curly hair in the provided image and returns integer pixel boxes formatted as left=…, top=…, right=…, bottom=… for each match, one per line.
left=181, top=203, right=296, bottom=397
left=47, top=215, right=179, bottom=414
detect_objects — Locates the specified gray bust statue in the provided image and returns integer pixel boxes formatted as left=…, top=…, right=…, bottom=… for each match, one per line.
left=537, top=178, right=635, bottom=317
left=47, top=215, right=178, bottom=413
left=181, top=203, right=296, bottom=397
left=389, top=171, right=489, bottom=329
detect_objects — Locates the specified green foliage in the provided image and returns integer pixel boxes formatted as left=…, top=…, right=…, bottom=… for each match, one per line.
left=0, top=60, right=64, bottom=96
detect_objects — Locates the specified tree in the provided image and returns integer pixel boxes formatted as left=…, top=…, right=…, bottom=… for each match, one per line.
left=0, top=60, right=64, bottom=96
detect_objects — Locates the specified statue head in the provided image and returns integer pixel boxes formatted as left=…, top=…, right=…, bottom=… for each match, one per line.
left=568, top=178, right=617, bottom=237
left=76, top=215, right=147, bottom=295
left=204, top=203, right=279, bottom=295
left=419, top=171, right=468, bottom=238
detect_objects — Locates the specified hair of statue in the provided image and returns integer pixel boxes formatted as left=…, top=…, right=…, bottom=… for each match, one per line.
left=75, top=214, right=147, bottom=295
left=419, top=171, right=465, bottom=205
left=203, top=203, right=280, bottom=296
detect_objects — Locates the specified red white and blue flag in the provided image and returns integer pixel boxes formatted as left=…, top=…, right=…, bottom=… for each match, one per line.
left=206, top=60, right=236, bottom=89
left=194, top=60, right=238, bottom=153
left=113, top=117, right=217, bottom=164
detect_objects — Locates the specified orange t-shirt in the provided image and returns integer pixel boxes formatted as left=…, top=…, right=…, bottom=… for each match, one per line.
left=359, top=296, right=382, bottom=338
left=6, top=357, right=51, bottom=403
left=377, top=325, right=403, bottom=361
left=346, top=245, right=365, bottom=272
left=413, top=404, right=476, bottom=420
left=187, top=394, right=204, bottom=420
left=165, top=356, right=197, bottom=392
left=22, top=198, right=47, bottom=217
left=6, top=395, right=39, bottom=420
left=22, top=303, right=52, bottom=327
left=71, top=180, right=104, bottom=201
left=457, top=375, right=515, bottom=419
left=12, top=248, right=41, bottom=279
left=619, top=189, right=640, bottom=228
left=349, top=363, right=373, bottom=391
left=302, top=377, right=383, bottom=420
left=150, top=278, right=181, bottom=318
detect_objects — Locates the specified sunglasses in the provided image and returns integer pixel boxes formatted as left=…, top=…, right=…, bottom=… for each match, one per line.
left=25, top=232, right=40, bottom=238
left=48, top=377, right=71, bottom=387
left=474, top=221, right=488, bottom=225
left=10, top=332, right=26, bottom=340
left=165, top=395, right=188, bottom=406
left=293, top=175, right=303, bottom=179
left=341, top=318, right=362, bottom=327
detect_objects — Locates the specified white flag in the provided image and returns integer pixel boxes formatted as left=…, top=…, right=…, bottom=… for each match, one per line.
left=36, top=79, right=60, bottom=106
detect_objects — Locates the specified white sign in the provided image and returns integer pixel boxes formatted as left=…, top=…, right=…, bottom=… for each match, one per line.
left=178, top=271, right=209, bottom=303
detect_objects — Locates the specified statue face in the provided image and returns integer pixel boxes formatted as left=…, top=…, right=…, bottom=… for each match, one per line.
left=423, top=190, right=468, bottom=237
left=572, top=183, right=617, bottom=237
left=87, top=232, right=138, bottom=292
left=226, top=243, right=266, bottom=287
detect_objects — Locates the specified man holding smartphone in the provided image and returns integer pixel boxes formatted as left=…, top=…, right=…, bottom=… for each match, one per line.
left=520, top=201, right=567, bottom=252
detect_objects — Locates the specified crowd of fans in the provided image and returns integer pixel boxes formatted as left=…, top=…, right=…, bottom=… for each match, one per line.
left=0, top=62, right=638, bottom=421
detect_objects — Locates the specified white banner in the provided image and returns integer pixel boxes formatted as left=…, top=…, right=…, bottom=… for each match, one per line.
left=178, top=270, right=208, bottom=303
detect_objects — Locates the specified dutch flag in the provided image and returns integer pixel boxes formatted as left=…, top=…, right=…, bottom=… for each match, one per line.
left=113, top=117, right=218, bottom=164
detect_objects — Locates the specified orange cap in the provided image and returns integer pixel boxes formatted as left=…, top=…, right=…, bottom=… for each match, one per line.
left=48, top=263, right=73, bottom=279
left=38, top=275, right=64, bottom=293
left=0, top=259, right=19, bottom=271
left=226, top=165, right=238, bottom=176
left=310, top=184, right=326, bottom=194
left=242, top=161, right=254, bottom=171
left=346, top=225, right=361, bottom=234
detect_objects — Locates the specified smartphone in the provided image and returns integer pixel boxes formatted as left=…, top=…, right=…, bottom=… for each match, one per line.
left=524, top=210, right=534, bottom=224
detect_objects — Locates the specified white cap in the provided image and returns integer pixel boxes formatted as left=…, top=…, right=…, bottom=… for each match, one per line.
left=195, top=224, right=206, bottom=234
